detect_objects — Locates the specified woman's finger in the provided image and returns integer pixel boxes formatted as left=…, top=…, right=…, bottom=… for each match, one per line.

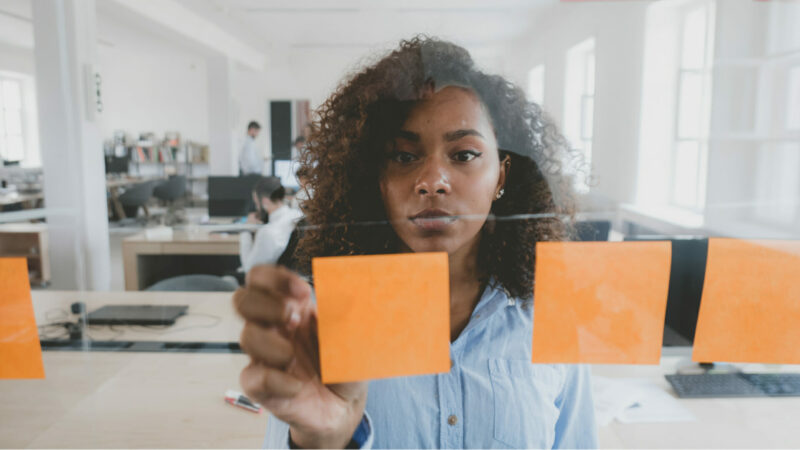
left=233, top=287, right=293, bottom=325
left=240, top=361, right=304, bottom=402
left=246, top=265, right=311, bottom=301
left=239, top=322, right=295, bottom=368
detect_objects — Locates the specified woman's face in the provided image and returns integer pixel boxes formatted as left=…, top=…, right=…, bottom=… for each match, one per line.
left=379, top=86, right=507, bottom=256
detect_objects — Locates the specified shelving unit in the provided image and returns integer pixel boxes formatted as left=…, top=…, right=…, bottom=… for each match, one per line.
left=0, top=223, right=50, bottom=286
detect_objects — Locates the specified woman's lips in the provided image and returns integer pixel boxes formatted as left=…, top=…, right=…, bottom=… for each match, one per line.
left=410, top=209, right=456, bottom=231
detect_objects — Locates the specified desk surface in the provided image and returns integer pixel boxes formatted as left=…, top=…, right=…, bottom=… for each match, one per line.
left=32, top=290, right=242, bottom=342
left=0, top=190, right=43, bottom=206
left=106, top=176, right=164, bottom=189
left=123, top=229, right=241, bottom=244
left=2, top=290, right=261, bottom=449
left=3, top=290, right=800, bottom=448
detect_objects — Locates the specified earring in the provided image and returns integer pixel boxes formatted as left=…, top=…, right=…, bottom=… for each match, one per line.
left=496, top=188, right=504, bottom=200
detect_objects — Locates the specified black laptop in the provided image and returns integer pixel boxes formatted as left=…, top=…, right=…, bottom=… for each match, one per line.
left=86, top=305, right=188, bottom=326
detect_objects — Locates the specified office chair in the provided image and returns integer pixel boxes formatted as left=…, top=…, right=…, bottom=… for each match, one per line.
left=145, top=274, right=238, bottom=292
left=153, top=175, right=187, bottom=204
left=153, top=175, right=187, bottom=225
left=118, top=181, right=156, bottom=221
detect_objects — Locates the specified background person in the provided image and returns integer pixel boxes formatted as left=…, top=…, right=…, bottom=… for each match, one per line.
left=239, top=176, right=303, bottom=273
left=239, top=121, right=262, bottom=175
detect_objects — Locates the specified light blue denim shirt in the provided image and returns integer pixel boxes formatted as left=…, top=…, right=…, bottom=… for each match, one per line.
left=264, top=280, right=597, bottom=448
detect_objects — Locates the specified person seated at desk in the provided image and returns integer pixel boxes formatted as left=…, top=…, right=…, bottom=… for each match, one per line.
left=239, top=177, right=303, bottom=273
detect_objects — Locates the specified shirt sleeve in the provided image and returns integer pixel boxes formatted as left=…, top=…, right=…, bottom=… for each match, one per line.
left=263, top=412, right=374, bottom=449
left=552, top=365, right=598, bottom=449
left=239, top=231, right=255, bottom=272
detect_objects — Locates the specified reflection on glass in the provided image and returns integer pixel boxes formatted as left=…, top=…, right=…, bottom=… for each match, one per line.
left=681, top=7, right=707, bottom=70
left=527, top=64, right=545, bottom=106
left=2, top=80, right=22, bottom=110
left=677, top=72, right=703, bottom=139
left=787, top=66, right=800, bottom=130
left=755, top=143, right=800, bottom=224
left=564, top=37, right=596, bottom=193
left=673, top=141, right=700, bottom=209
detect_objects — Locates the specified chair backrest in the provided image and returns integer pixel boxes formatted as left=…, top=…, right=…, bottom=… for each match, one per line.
left=119, top=181, right=156, bottom=206
left=145, top=274, right=237, bottom=292
left=154, top=175, right=187, bottom=201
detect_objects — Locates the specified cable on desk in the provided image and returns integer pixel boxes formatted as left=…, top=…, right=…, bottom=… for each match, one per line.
left=126, top=312, right=223, bottom=336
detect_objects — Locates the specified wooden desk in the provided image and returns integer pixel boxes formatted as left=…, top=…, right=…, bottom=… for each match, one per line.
left=594, top=359, right=800, bottom=448
left=1, top=290, right=262, bottom=448
left=122, top=229, right=240, bottom=290
left=3, top=291, right=800, bottom=448
left=0, top=190, right=43, bottom=210
left=0, top=223, right=50, bottom=285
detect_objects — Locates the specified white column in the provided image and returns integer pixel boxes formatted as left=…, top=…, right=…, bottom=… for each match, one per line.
left=207, top=55, right=237, bottom=175
left=32, top=0, right=111, bottom=290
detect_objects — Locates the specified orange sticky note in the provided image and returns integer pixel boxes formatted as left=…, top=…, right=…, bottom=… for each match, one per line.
left=313, top=253, right=450, bottom=383
left=532, top=242, right=671, bottom=364
left=693, top=239, right=800, bottom=364
left=0, top=258, right=45, bottom=379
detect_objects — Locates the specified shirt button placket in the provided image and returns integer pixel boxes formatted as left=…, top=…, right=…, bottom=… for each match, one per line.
left=438, top=365, right=463, bottom=448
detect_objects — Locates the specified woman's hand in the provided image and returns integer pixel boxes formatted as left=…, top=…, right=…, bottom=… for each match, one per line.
left=234, top=265, right=368, bottom=448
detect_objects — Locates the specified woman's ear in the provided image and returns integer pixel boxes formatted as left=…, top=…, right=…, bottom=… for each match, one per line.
left=496, top=153, right=511, bottom=197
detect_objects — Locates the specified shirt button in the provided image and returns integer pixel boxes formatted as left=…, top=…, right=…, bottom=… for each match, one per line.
left=447, top=414, right=458, bottom=426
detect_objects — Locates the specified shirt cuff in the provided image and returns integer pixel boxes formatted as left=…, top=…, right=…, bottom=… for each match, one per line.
left=286, top=412, right=373, bottom=449
left=353, top=411, right=374, bottom=449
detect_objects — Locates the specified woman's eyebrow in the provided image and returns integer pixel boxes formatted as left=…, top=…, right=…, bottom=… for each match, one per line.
left=444, top=129, right=484, bottom=142
left=396, top=130, right=420, bottom=142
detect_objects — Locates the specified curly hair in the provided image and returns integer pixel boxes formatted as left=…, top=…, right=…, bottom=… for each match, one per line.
left=296, top=36, right=581, bottom=299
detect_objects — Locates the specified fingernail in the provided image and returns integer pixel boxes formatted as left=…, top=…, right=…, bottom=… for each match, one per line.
left=288, top=311, right=301, bottom=328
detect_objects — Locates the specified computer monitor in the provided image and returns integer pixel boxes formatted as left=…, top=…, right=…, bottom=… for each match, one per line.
left=207, top=175, right=261, bottom=217
left=574, top=220, right=611, bottom=241
left=105, top=155, right=129, bottom=174
left=623, top=235, right=708, bottom=347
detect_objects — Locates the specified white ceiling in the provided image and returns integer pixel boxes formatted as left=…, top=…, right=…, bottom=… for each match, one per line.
left=0, top=0, right=558, bottom=67
left=173, top=0, right=557, bottom=51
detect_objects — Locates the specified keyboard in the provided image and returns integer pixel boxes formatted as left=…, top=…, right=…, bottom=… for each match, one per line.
left=666, top=373, right=800, bottom=398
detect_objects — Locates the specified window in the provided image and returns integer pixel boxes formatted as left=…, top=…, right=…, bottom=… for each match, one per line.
left=0, top=77, right=25, bottom=162
left=527, top=64, right=545, bottom=106
left=671, top=4, right=714, bottom=211
left=564, top=38, right=596, bottom=193
left=755, top=143, right=800, bottom=225
left=787, top=66, right=800, bottom=131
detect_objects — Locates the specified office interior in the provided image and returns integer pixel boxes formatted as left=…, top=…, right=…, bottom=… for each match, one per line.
left=0, top=0, right=799, bottom=448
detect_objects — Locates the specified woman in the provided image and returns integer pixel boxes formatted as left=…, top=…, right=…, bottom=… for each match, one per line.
left=234, top=37, right=596, bottom=448
left=239, top=176, right=304, bottom=273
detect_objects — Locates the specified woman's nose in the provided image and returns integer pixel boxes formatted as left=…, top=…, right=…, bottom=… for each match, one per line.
left=415, top=159, right=451, bottom=196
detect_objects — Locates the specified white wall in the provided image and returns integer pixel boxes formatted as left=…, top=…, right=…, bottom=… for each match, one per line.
left=96, top=12, right=209, bottom=143
left=504, top=2, right=650, bottom=211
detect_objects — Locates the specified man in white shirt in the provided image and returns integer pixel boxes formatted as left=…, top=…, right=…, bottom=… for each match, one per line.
left=239, top=176, right=303, bottom=272
left=239, top=121, right=262, bottom=175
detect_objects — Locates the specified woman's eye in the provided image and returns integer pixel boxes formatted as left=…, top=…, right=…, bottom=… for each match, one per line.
left=453, top=150, right=482, bottom=162
left=390, top=151, right=418, bottom=163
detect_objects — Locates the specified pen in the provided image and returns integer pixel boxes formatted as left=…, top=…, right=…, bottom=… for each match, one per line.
left=224, top=389, right=262, bottom=413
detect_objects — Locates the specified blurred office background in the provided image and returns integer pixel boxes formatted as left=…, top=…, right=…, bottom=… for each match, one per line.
left=0, top=0, right=797, bottom=291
